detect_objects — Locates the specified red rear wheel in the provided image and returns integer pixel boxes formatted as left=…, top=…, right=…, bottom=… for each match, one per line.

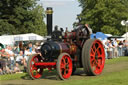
left=56, top=53, right=72, bottom=80
left=27, top=54, right=43, bottom=79
left=82, top=39, right=105, bottom=75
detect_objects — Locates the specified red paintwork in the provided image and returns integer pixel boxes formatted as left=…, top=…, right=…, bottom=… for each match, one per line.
left=30, top=56, right=43, bottom=79
left=35, top=62, right=56, bottom=66
left=59, top=43, right=70, bottom=54
left=64, top=32, right=76, bottom=39
left=57, top=42, right=77, bottom=55
left=60, top=54, right=72, bottom=79
left=90, top=40, right=105, bottom=75
left=69, top=44, right=77, bottom=54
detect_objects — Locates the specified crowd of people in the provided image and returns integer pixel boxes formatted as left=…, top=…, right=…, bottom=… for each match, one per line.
left=103, top=39, right=128, bottom=59
left=0, top=42, right=41, bottom=75
left=0, top=38, right=128, bottom=75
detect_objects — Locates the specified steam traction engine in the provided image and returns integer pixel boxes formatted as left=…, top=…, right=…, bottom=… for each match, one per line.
left=27, top=7, right=105, bottom=80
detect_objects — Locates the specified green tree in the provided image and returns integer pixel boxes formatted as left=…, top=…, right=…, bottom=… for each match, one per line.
left=0, top=0, right=46, bottom=36
left=78, top=0, right=128, bottom=35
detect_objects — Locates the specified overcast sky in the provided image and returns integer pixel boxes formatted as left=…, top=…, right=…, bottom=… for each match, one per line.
left=38, top=0, right=81, bottom=31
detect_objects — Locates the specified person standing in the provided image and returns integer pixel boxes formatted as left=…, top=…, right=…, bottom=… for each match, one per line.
left=7, top=46, right=15, bottom=71
left=107, top=40, right=113, bottom=59
left=123, top=40, right=128, bottom=56
left=104, top=41, right=109, bottom=59
left=0, top=48, right=10, bottom=74
left=118, top=41, right=123, bottom=56
left=124, top=40, right=128, bottom=56
left=113, top=38, right=118, bottom=58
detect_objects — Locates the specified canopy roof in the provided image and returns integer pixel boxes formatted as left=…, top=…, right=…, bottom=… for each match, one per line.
left=90, top=32, right=108, bottom=40
left=0, top=33, right=44, bottom=45
left=14, top=33, right=44, bottom=41
left=122, top=32, right=128, bottom=40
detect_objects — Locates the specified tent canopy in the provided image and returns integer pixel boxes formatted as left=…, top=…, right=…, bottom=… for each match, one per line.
left=122, top=32, right=128, bottom=40
left=90, top=32, right=108, bottom=40
left=0, top=33, right=44, bottom=45
left=108, top=35, right=124, bottom=38
left=14, top=33, right=44, bottom=41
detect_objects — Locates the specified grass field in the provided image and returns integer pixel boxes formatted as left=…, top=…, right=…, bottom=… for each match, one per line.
left=1, top=56, right=128, bottom=85
left=57, top=67, right=128, bottom=85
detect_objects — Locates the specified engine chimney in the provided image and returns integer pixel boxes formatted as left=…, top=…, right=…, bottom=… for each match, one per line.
left=46, top=7, right=53, bottom=36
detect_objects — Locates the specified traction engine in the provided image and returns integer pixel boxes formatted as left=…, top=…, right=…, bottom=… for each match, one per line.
left=27, top=7, right=105, bottom=80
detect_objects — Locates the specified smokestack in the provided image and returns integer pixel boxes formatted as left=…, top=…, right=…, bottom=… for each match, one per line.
left=46, top=7, right=53, bottom=36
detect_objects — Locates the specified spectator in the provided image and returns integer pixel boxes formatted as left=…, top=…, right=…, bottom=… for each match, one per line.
left=124, top=40, right=128, bottom=55
left=113, top=38, right=118, bottom=58
left=24, top=48, right=31, bottom=62
left=28, top=43, right=33, bottom=53
left=16, top=51, right=26, bottom=68
left=0, top=59, right=6, bottom=74
left=123, top=40, right=128, bottom=56
left=0, top=68, right=2, bottom=75
left=32, top=48, right=36, bottom=54
left=0, top=48, right=11, bottom=74
left=104, top=41, right=109, bottom=59
left=107, top=40, right=113, bottom=59
left=34, top=42, right=41, bottom=53
left=14, top=63, right=21, bottom=73
left=13, top=46, right=20, bottom=55
left=118, top=41, right=123, bottom=56
left=4, top=46, right=15, bottom=71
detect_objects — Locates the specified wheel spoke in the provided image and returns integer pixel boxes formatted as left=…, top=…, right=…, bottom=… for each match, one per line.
left=62, top=58, right=66, bottom=64
left=32, top=66, right=37, bottom=70
left=91, top=48, right=95, bottom=56
left=92, top=44, right=96, bottom=53
left=64, top=69, right=67, bottom=76
left=98, top=56, right=103, bottom=59
left=61, top=63, right=65, bottom=69
left=90, top=56, right=95, bottom=66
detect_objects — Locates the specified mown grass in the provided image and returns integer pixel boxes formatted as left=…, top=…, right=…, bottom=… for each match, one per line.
left=58, top=69, right=128, bottom=85
left=0, top=73, right=27, bottom=81
left=0, top=56, right=128, bottom=81
left=105, top=56, right=128, bottom=64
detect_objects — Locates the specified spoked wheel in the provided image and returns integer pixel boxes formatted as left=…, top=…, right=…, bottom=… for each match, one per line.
left=82, top=39, right=105, bottom=76
left=27, top=54, right=43, bottom=79
left=56, top=53, right=73, bottom=80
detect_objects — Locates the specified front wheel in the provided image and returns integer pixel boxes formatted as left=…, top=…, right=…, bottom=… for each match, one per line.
left=56, top=53, right=73, bottom=80
left=27, top=54, right=43, bottom=80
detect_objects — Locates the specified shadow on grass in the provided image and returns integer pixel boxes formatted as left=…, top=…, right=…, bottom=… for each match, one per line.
left=21, top=68, right=87, bottom=80
left=3, top=84, right=25, bottom=85
left=21, top=70, right=57, bottom=80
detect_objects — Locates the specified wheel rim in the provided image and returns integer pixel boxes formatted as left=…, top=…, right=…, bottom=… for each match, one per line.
left=60, top=55, right=72, bottom=79
left=30, top=56, right=43, bottom=79
left=90, top=40, right=105, bottom=75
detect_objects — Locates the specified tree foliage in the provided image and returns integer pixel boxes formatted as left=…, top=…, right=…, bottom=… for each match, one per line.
left=0, top=0, right=46, bottom=36
left=78, top=0, right=128, bottom=35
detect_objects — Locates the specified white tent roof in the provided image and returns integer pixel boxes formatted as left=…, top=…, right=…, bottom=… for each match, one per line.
left=122, top=32, right=128, bottom=40
left=0, top=35, right=14, bottom=45
left=0, top=33, right=44, bottom=45
left=105, top=34, right=112, bottom=37
left=14, top=33, right=44, bottom=41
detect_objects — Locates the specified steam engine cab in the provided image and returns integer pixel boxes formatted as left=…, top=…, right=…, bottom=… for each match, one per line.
left=41, top=24, right=90, bottom=67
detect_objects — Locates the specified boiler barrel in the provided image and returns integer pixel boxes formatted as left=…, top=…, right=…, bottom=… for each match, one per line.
left=41, top=42, right=70, bottom=59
